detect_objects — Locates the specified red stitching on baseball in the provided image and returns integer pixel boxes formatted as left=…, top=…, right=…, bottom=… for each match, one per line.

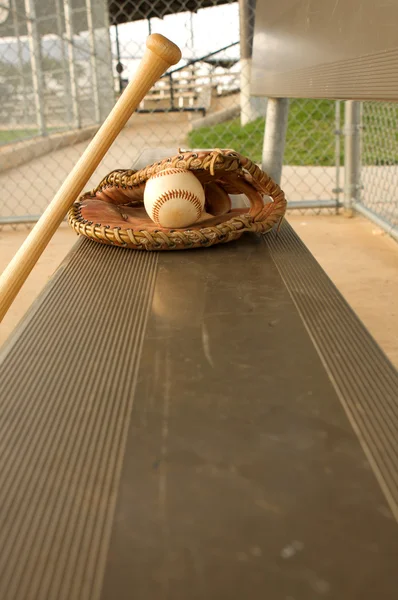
left=152, top=189, right=202, bottom=224
left=150, top=168, right=188, bottom=179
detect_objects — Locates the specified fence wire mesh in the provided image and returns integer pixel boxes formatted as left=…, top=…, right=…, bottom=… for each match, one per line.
left=359, top=102, right=398, bottom=234
left=0, top=0, right=395, bottom=239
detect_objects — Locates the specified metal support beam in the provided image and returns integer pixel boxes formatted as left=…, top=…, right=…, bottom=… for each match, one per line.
left=0, top=215, right=43, bottom=225
left=114, top=23, right=123, bottom=94
left=63, top=0, right=81, bottom=129
left=288, top=199, right=341, bottom=210
left=334, top=100, right=342, bottom=212
left=239, top=0, right=266, bottom=126
left=169, top=73, right=175, bottom=110
left=24, top=0, right=46, bottom=136
left=101, top=0, right=116, bottom=108
left=344, top=101, right=361, bottom=217
left=261, top=98, right=289, bottom=185
left=54, top=0, right=73, bottom=125
left=11, top=0, right=29, bottom=123
left=86, top=0, right=101, bottom=123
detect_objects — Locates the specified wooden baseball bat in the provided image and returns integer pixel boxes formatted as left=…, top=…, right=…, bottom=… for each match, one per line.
left=0, top=34, right=181, bottom=323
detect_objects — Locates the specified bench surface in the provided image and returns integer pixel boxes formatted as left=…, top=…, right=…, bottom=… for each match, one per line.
left=1, top=208, right=397, bottom=599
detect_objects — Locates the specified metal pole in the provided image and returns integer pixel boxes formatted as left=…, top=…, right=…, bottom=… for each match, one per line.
left=54, top=0, right=73, bottom=125
left=288, top=199, right=342, bottom=210
left=114, top=23, right=123, bottom=94
left=189, top=12, right=194, bottom=48
left=86, top=0, right=101, bottom=123
left=261, top=98, right=289, bottom=185
left=189, top=11, right=195, bottom=109
left=24, top=0, right=46, bottom=135
left=239, top=0, right=252, bottom=126
left=169, top=73, right=174, bottom=110
left=334, top=100, right=342, bottom=213
left=11, top=0, right=29, bottom=123
left=101, top=0, right=115, bottom=105
left=344, top=100, right=361, bottom=217
left=0, top=215, right=43, bottom=225
left=238, top=0, right=266, bottom=126
left=63, top=0, right=81, bottom=129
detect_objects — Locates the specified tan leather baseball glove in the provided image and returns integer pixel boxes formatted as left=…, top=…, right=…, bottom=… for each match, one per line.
left=68, top=149, right=286, bottom=250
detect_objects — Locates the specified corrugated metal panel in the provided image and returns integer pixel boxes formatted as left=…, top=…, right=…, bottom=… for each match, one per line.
left=252, top=0, right=398, bottom=100
left=0, top=239, right=158, bottom=600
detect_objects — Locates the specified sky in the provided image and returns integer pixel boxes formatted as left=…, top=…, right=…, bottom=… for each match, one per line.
left=111, top=4, right=239, bottom=57
left=109, top=3, right=240, bottom=79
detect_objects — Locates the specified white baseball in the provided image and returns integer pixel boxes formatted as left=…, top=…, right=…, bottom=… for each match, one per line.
left=144, top=168, right=205, bottom=228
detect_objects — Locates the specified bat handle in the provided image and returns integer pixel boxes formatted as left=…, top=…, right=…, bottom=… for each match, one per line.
left=0, top=34, right=181, bottom=323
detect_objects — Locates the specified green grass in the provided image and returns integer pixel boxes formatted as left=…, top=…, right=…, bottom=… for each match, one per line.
left=189, top=99, right=341, bottom=166
left=0, top=129, right=42, bottom=144
left=189, top=99, right=398, bottom=166
left=0, top=127, right=59, bottom=145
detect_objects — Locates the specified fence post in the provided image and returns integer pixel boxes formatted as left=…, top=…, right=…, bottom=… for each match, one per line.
left=86, top=0, right=101, bottom=124
left=344, top=100, right=361, bottom=217
left=63, top=0, right=81, bottom=129
left=333, top=100, right=342, bottom=212
left=101, top=0, right=116, bottom=107
left=24, top=0, right=46, bottom=136
left=239, top=0, right=267, bottom=126
left=261, top=98, right=289, bottom=185
left=11, top=0, right=29, bottom=124
left=169, top=73, right=175, bottom=110
left=54, top=0, right=73, bottom=125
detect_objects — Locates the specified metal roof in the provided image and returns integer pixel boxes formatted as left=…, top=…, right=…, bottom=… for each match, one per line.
left=109, top=1, right=235, bottom=25
left=0, top=0, right=236, bottom=38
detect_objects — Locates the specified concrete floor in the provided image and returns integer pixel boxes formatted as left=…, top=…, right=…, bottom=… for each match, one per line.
left=0, top=223, right=77, bottom=348
left=288, top=213, right=398, bottom=367
left=1, top=214, right=397, bottom=368
left=0, top=114, right=191, bottom=220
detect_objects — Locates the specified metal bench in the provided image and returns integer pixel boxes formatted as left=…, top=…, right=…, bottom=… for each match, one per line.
left=1, top=150, right=397, bottom=599
left=1, top=0, right=398, bottom=595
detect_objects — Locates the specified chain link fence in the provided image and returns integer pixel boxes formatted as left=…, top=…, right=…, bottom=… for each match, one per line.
left=0, top=0, right=396, bottom=240
left=358, top=102, right=398, bottom=239
left=0, top=0, right=114, bottom=132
